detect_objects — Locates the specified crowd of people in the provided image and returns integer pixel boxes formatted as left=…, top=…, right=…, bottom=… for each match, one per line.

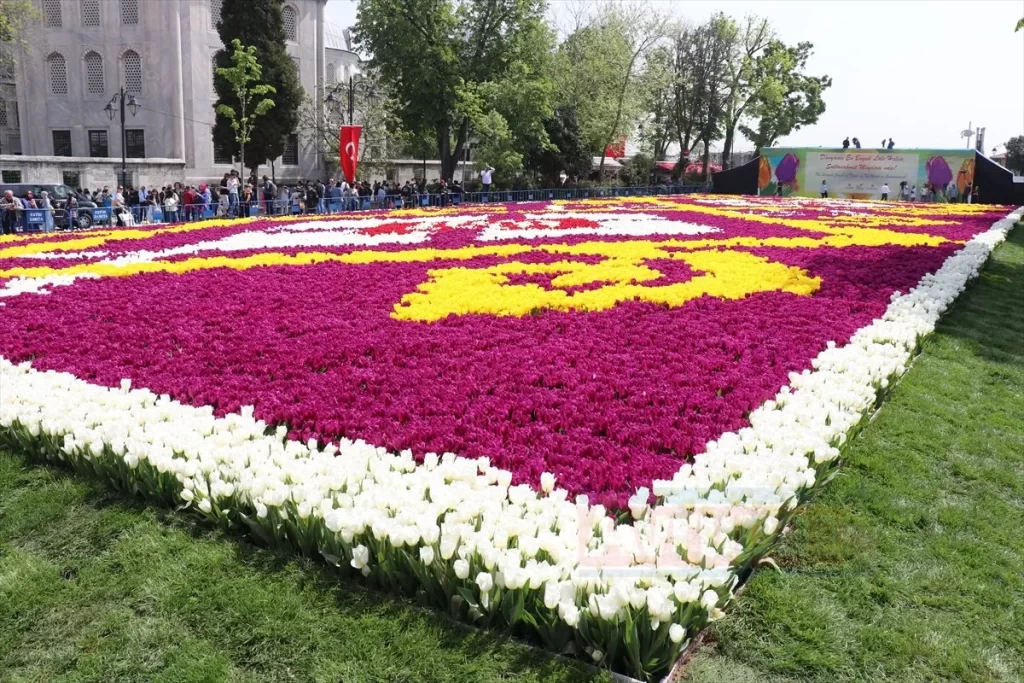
left=94, top=171, right=479, bottom=226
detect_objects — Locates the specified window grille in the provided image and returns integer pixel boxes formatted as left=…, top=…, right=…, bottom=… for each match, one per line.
left=43, top=0, right=62, bottom=27
left=125, top=129, right=145, bottom=158
left=121, top=0, right=138, bottom=25
left=88, top=129, right=108, bottom=157
left=283, top=6, right=297, bottom=41
left=82, top=0, right=100, bottom=26
left=48, top=52, right=67, bottom=96
left=52, top=130, right=73, bottom=156
left=123, top=50, right=142, bottom=94
left=85, top=51, right=104, bottom=94
left=283, top=133, right=298, bottom=166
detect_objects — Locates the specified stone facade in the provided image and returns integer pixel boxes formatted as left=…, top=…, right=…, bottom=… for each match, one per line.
left=0, top=153, right=185, bottom=192
left=1, top=0, right=360, bottom=187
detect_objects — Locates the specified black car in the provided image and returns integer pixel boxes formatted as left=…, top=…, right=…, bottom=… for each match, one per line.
left=0, top=183, right=99, bottom=229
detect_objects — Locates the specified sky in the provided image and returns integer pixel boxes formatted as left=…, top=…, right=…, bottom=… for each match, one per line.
left=325, top=0, right=1024, bottom=154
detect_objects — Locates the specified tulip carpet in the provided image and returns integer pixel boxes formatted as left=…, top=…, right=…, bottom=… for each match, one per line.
left=0, top=195, right=1018, bottom=680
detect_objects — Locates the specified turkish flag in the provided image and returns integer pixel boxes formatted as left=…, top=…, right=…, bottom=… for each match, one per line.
left=339, top=125, right=362, bottom=184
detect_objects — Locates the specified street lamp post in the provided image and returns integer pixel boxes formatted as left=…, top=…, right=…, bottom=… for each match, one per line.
left=104, top=86, right=141, bottom=188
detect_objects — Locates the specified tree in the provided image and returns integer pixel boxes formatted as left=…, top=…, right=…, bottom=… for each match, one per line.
left=739, top=40, right=831, bottom=150
left=1006, top=136, right=1024, bottom=174
left=636, top=43, right=677, bottom=162
left=1016, top=17, right=1023, bottom=31
left=524, top=106, right=592, bottom=185
left=685, top=14, right=738, bottom=181
left=213, top=0, right=303, bottom=176
left=353, top=0, right=554, bottom=181
left=215, top=40, right=276, bottom=179
left=0, top=0, right=39, bottom=75
left=719, top=15, right=773, bottom=169
left=593, top=6, right=668, bottom=176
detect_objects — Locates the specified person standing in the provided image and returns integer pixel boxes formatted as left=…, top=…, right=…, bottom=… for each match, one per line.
left=261, top=175, right=276, bottom=215
left=480, top=165, right=494, bottom=199
left=842, top=137, right=850, bottom=149
left=880, top=183, right=889, bottom=201
left=887, top=138, right=895, bottom=150
left=40, top=191, right=55, bottom=233
left=820, top=180, right=828, bottom=198
left=227, top=171, right=240, bottom=217
left=0, top=190, right=22, bottom=234
left=910, top=185, right=917, bottom=202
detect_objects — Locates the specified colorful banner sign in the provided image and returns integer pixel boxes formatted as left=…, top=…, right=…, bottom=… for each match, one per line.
left=758, top=147, right=976, bottom=201
left=339, top=125, right=362, bottom=184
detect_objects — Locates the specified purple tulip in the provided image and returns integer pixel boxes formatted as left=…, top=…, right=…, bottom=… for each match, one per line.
left=926, top=156, right=953, bottom=188
left=774, top=153, right=800, bottom=185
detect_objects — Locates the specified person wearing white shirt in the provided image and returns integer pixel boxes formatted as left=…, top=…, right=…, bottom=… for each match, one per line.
left=820, top=180, right=828, bottom=198
left=480, top=165, right=494, bottom=199
left=227, top=172, right=240, bottom=217
left=880, top=183, right=889, bottom=201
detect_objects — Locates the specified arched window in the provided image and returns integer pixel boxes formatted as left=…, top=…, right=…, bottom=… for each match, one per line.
left=282, top=5, right=297, bottom=42
left=122, top=50, right=142, bottom=94
left=81, top=0, right=101, bottom=26
left=121, top=0, right=138, bottom=25
left=85, top=51, right=104, bottom=95
left=211, top=0, right=222, bottom=27
left=43, top=0, right=62, bottom=27
left=326, top=62, right=336, bottom=85
left=47, top=52, right=67, bottom=96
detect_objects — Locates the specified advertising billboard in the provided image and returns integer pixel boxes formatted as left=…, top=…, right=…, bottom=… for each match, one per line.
left=758, top=148, right=976, bottom=201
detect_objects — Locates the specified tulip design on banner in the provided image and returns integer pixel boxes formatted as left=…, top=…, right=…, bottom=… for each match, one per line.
left=773, top=153, right=800, bottom=196
left=957, top=157, right=975, bottom=195
left=339, top=125, right=362, bottom=184
left=926, top=156, right=953, bottom=193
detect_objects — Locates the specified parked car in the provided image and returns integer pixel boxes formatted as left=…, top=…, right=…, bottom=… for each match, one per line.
left=0, top=183, right=99, bottom=229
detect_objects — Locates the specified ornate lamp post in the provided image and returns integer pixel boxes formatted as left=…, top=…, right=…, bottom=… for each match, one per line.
left=104, top=86, right=141, bottom=187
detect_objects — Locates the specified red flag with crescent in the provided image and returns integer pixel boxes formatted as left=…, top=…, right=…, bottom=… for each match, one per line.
left=340, top=125, right=362, bottom=184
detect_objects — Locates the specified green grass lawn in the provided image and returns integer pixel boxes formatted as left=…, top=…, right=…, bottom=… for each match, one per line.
left=1, top=228, right=1021, bottom=683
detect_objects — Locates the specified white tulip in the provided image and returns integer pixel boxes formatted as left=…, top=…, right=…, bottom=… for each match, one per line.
left=453, top=559, right=470, bottom=580
left=669, top=623, right=685, bottom=644
left=540, top=472, right=556, bottom=493
left=475, top=572, right=494, bottom=594
left=198, top=499, right=212, bottom=514
left=419, top=546, right=435, bottom=567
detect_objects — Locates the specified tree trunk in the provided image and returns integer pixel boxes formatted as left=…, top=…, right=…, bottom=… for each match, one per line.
left=722, top=125, right=735, bottom=170
left=702, top=137, right=712, bottom=183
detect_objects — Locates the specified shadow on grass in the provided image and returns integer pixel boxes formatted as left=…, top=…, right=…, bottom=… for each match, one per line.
left=0, top=452, right=607, bottom=683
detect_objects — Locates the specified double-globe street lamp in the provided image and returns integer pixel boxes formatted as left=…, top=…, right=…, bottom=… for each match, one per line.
left=104, top=87, right=141, bottom=188
left=324, top=75, right=376, bottom=126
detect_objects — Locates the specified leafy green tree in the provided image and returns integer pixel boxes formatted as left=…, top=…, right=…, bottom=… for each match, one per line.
left=1016, top=17, right=1023, bottom=31
left=1005, top=136, right=1024, bottom=174
left=554, top=21, right=631, bottom=157
left=0, top=0, right=39, bottom=75
left=687, top=14, right=738, bottom=180
left=215, top=40, right=276, bottom=179
left=524, top=106, right=592, bottom=185
left=353, top=0, right=553, bottom=181
left=739, top=40, right=831, bottom=150
left=213, top=0, right=302, bottom=176
left=636, top=43, right=677, bottom=162
left=719, top=15, right=774, bottom=168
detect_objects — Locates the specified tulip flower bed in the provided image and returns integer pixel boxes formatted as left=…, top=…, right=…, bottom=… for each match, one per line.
left=0, top=196, right=1020, bottom=681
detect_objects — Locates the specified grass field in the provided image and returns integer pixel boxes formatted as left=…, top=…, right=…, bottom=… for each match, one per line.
left=1, top=227, right=1021, bottom=683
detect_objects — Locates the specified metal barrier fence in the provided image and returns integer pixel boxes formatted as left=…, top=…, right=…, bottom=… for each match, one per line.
left=0, top=184, right=709, bottom=233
